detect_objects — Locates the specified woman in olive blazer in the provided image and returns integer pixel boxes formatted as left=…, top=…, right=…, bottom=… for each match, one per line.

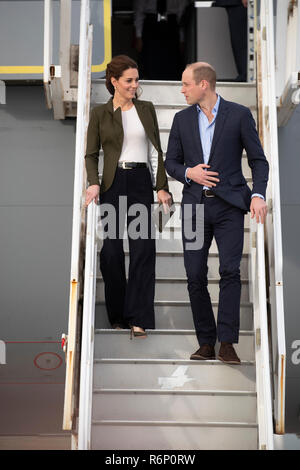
left=85, top=55, right=171, bottom=338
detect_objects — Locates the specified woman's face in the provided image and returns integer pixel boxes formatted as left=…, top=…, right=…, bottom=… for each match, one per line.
left=112, top=67, right=139, bottom=100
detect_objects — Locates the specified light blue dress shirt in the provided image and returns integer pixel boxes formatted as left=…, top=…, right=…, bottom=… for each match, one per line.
left=184, top=95, right=264, bottom=199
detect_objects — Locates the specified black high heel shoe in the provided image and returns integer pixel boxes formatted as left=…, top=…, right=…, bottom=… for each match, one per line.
left=130, top=326, right=147, bottom=340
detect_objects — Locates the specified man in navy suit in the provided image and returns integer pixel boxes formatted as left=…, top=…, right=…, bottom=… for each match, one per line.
left=165, top=62, right=268, bottom=363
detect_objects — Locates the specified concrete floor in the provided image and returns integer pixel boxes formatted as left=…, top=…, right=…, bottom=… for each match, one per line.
left=0, top=435, right=71, bottom=450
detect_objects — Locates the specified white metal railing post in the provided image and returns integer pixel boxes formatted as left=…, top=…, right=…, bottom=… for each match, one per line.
left=264, top=0, right=286, bottom=436
left=252, top=221, right=274, bottom=449
left=276, top=0, right=300, bottom=125
left=43, top=0, right=53, bottom=108
left=77, top=1, right=95, bottom=446
left=62, top=0, right=93, bottom=435
left=256, top=0, right=286, bottom=436
left=59, top=0, right=72, bottom=101
left=78, top=200, right=98, bottom=450
left=275, top=0, right=289, bottom=98
left=248, top=0, right=256, bottom=82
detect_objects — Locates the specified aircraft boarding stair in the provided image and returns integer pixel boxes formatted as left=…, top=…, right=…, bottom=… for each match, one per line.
left=88, top=81, right=257, bottom=450
left=52, top=0, right=285, bottom=451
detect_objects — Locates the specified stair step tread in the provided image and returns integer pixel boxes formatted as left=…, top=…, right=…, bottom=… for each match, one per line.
left=123, top=251, right=249, bottom=256
left=92, top=79, right=256, bottom=86
left=98, top=250, right=250, bottom=257
left=93, top=359, right=256, bottom=392
left=91, top=423, right=258, bottom=449
left=95, top=328, right=253, bottom=335
left=94, top=358, right=255, bottom=365
left=97, top=299, right=252, bottom=305
left=92, top=419, right=257, bottom=428
left=89, top=79, right=259, bottom=450
left=96, top=300, right=253, bottom=307
left=94, top=330, right=254, bottom=360
left=93, top=388, right=256, bottom=396
left=97, top=277, right=250, bottom=283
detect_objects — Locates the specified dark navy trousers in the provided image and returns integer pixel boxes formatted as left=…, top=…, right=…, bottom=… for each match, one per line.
left=99, top=167, right=155, bottom=329
left=182, top=195, right=245, bottom=346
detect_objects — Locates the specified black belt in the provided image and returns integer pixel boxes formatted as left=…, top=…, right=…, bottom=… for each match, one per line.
left=118, top=162, right=148, bottom=170
left=203, top=189, right=215, bottom=197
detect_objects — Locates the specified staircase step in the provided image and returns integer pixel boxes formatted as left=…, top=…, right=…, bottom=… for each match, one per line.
left=93, top=359, right=255, bottom=391
left=91, top=80, right=257, bottom=109
left=96, top=278, right=250, bottom=303
left=93, top=330, right=254, bottom=361
left=88, top=79, right=260, bottom=451
left=126, top=232, right=250, bottom=253
left=117, top=236, right=250, bottom=255
left=95, top=301, right=253, bottom=331
left=155, top=252, right=248, bottom=278
left=92, top=389, right=257, bottom=423
left=155, top=106, right=257, bottom=130
left=91, top=420, right=258, bottom=450
left=96, top=226, right=250, bottom=253
left=96, top=252, right=249, bottom=279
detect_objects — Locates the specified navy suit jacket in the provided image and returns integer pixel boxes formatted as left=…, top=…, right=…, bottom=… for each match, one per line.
left=165, top=97, right=269, bottom=213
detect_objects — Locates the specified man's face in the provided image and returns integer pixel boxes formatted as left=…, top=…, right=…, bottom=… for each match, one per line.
left=181, top=67, right=205, bottom=105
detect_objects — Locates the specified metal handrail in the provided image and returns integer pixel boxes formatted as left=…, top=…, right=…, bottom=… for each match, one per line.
left=43, top=0, right=53, bottom=109
left=78, top=201, right=99, bottom=450
left=58, top=0, right=286, bottom=448
left=59, top=0, right=111, bottom=442
left=249, top=221, right=274, bottom=449
left=256, top=0, right=286, bottom=436
left=62, top=0, right=93, bottom=434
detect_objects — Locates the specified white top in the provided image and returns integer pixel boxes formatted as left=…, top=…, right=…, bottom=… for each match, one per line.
left=119, top=105, right=149, bottom=163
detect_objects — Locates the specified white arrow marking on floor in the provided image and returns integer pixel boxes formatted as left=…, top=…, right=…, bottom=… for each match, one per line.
left=158, top=366, right=194, bottom=390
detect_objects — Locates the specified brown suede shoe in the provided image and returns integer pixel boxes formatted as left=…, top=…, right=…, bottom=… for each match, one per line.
left=217, top=342, right=241, bottom=364
left=190, top=344, right=215, bottom=360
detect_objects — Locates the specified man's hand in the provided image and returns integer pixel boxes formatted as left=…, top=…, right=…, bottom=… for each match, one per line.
left=157, top=190, right=173, bottom=214
left=250, top=196, right=268, bottom=224
left=85, top=184, right=100, bottom=207
left=186, top=164, right=219, bottom=187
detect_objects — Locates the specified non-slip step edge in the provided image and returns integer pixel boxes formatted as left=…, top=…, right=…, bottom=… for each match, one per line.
left=92, top=419, right=258, bottom=428
left=96, top=278, right=250, bottom=284
left=92, top=78, right=256, bottom=86
left=120, top=251, right=250, bottom=257
left=94, top=358, right=255, bottom=366
left=96, top=251, right=250, bottom=258
left=93, top=388, right=257, bottom=397
left=94, top=329, right=254, bottom=336
left=96, top=300, right=253, bottom=307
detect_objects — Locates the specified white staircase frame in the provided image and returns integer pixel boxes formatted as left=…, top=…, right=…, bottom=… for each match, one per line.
left=61, top=0, right=93, bottom=434
left=249, top=220, right=273, bottom=449
left=78, top=200, right=99, bottom=450
left=48, top=0, right=288, bottom=450
left=256, top=0, right=286, bottom=437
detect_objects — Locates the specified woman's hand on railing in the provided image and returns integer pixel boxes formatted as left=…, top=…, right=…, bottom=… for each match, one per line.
left=250, top=196, right=268, bottom=224
left=157, top=190, right=173, bottom=215
left=85, top=184, right=100, bottom=207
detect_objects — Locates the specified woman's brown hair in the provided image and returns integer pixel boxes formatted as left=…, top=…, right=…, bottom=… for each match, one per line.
left=105, top=55, right=139, bottom=96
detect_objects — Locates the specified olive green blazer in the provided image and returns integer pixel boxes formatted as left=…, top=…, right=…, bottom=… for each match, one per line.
left=85, top=98, right=169, bottom=194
